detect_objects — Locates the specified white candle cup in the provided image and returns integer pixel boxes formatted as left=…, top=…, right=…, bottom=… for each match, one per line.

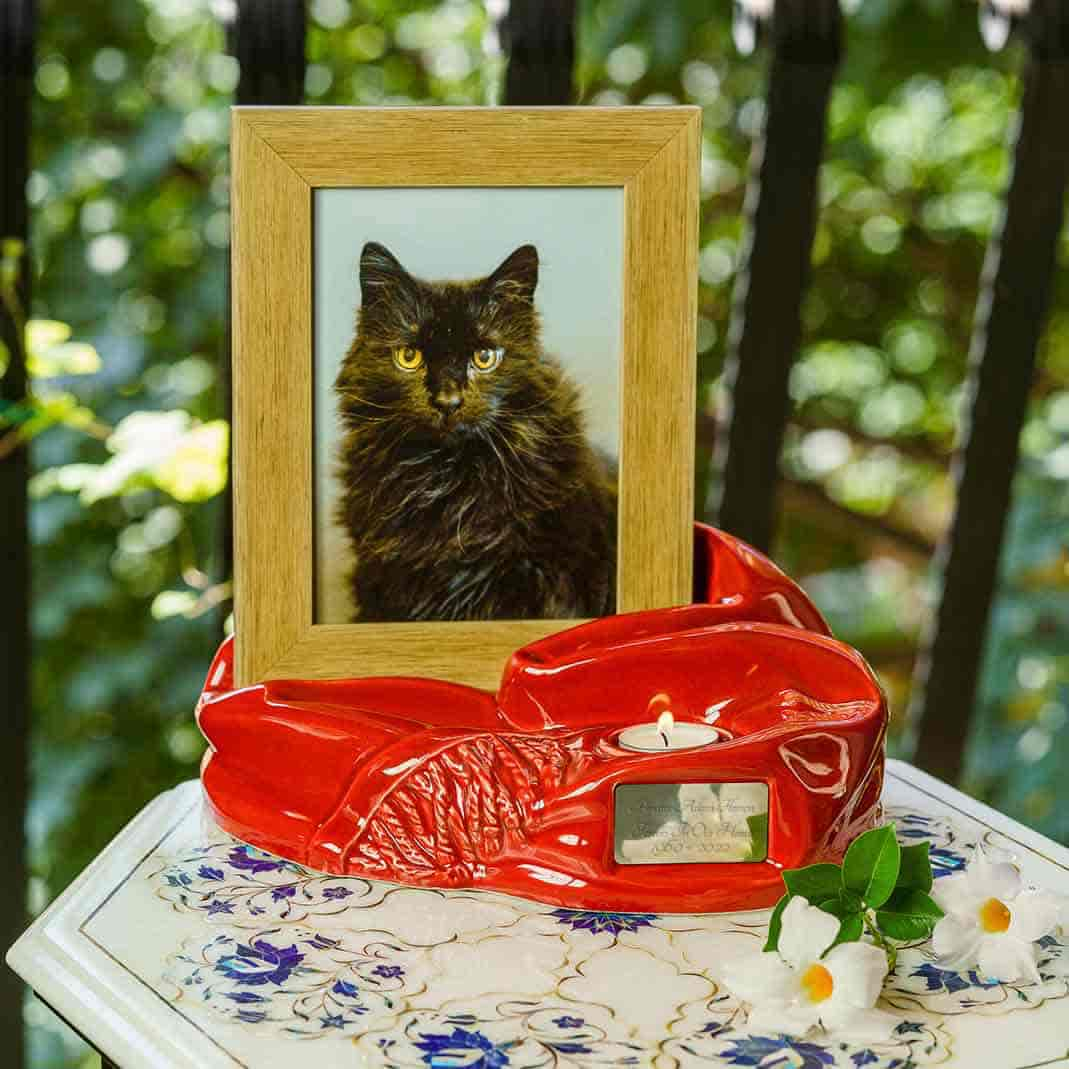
left=617, top=711, right=720, bottom=752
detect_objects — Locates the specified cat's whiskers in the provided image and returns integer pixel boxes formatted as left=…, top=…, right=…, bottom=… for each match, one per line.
left=494, top=405, right=588, bottom=445
left=476, top=430, right=519, bottom=511
left=506, top=378, right=575, bottom=415
left=491, top=420, right=560, bottom=467
left=338, top=389, right=398, bottom=413
left=478, top=423, right=564, bottom=513
left=344, top=415, right=394, bottom=429
left=336, top=243, right=617, bottom=621
left=350, top=422, right=428, bottom=517
left=451, top=493, right=478, bottom=552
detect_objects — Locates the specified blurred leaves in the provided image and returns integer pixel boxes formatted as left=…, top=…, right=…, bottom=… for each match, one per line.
left=28, top=0, right=230, bottom=967
left=31, top=411, right=228, bottom=505
left=26, top=321, right=102, bottom=378
left=19, top=8, right=1069, bottom=1068
left=573, top=0, right=1068, bottom=841
left=2, top=239, right=107, bottom=450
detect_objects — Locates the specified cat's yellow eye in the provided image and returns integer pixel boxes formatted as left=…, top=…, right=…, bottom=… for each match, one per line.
left=393, top=346, right=423, bottom=371
left=471, top=347, right=503, bottom=373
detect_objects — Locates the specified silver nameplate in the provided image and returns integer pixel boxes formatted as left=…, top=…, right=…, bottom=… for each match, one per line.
left=614, top=782, right=769, bottom=865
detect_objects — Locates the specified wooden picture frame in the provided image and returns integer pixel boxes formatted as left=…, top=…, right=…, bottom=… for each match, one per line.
left=232, top=106, right=699, bottom=689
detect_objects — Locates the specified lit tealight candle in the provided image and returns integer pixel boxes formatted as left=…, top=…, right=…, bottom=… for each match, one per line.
left=617, top=710, right=720, bottom=752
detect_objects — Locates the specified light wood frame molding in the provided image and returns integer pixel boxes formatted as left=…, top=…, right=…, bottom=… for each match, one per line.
left=232, top=106, right=700, bottom=689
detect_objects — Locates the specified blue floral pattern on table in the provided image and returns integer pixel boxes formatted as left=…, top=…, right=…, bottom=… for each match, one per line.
left=215, top=937, right=305, bottom=986
left=550, top=909, right=657, bottom=937
left=156, top=840, right=383, bottom=923
left=151, top=806, right=1066, bottom=1061
left=885, top=933, right=1069, bottom=1016
left=718, top=1034, right=836, bottom=1067
left=371, top=1005, right=947, bottom=1068
left=880, top=807, right=1069, bottom=1018
left=884, top=810, right=969, bottom=879
left=661, top=1000, right=946, bottom=1068
left=166, top=925, right=413, bottom=1037
left=414, top=1026, right=513, bottom=1067
left=371, top=1005, right=649, bottom=1066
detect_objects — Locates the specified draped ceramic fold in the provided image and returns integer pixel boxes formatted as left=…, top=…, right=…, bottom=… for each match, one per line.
left=197, top=524, right=888, bottom=913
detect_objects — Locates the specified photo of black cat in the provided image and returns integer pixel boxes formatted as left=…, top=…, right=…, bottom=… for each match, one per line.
left=331, top=241, right=618, bottom=622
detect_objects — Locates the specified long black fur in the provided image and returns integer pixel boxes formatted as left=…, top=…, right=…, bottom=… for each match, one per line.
left=334, top=242, right=617, bottom=621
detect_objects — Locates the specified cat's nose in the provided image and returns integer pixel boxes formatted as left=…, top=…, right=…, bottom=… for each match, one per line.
left=431, top=389, right=463, bottom=415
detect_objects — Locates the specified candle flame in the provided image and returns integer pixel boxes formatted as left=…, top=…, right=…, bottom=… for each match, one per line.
left=656, top=710, right=674, bottom=748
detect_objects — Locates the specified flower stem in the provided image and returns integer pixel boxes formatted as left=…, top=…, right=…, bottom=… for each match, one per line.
left=863, top=910, right=897, bottom=973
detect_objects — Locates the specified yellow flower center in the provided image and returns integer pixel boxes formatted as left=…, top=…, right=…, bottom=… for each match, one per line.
left=800, top=963, right=835, bottom=1003
left=979, top=897, right=1012, bottom=933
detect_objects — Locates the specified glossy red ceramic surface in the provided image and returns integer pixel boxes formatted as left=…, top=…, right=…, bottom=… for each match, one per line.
left=198, top=524, right=886, bottom=912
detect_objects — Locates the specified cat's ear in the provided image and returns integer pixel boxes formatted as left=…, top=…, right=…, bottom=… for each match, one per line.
left=485, top=244, right=538, bottom=304
left=359, top=242, right=415, bottom=305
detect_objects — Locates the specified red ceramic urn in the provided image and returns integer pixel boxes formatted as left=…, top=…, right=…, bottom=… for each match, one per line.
left=198, top=524, right=886, bottom=913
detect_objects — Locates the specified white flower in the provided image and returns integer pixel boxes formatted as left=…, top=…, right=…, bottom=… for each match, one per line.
left=931, top=848, right=1064, bottom=984
left=721, top=896, right=898, bottom=1042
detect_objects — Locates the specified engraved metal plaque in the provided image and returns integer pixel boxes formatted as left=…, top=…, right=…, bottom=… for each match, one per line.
left=613, top=782, right=769, bottom=864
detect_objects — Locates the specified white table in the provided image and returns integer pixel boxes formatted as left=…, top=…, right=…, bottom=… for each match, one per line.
left=8, top=760, right=1069, bottom=1068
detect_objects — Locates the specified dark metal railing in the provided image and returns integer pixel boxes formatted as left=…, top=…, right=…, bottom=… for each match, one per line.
left=501, top=0, right=577, bottom=105
left=230, top=0, right=307, bottom=107
left=712, top=0, right=842, bottom=551
left=908, top=0, right=1069, bottom=782
left=714, top=0, right=1068, bottom=783
left=2, top=0, right=1066, bottom=1061
left=0, top=1, right=33, bottom=1064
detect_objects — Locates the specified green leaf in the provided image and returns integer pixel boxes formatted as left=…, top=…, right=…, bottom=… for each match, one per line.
left=26, top=319, right=71, bottom=352
left=65, top=411, right=228, bottom=505
left=817, top=901, right=864, bottom=953
left=20, top=391, right=92, bottom=441
left=837, top=888, right=863, bottom=914
left=152, top=420, right=228, bottom=503
left=1, top=237, right=25, bottom=262
left=151, top=590, right=199, bottom=620
left=782, top=863, right=842, bottom=904
left=895, top=842, right=933, bottom=893
left=842, top=825, right=900, bottom=908
left=817, top=891, right=861, bottom=920
left=29, top=340, right=102, bottom=378
left=874, top=888, right=944, bottom=941
left=763, top=894, right=789, bottom=953
left=834, top=911, right=864, bottom=947
left=28, top=463, right=98, bottom=499
left=815, top=891, right=865, bottom=953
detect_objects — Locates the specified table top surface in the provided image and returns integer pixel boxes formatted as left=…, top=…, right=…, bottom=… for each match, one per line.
left=8, top=760, right=1069, bottom=1069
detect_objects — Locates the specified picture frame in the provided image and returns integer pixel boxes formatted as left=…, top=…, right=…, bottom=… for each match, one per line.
left=232, top=106, right=700, bottom=689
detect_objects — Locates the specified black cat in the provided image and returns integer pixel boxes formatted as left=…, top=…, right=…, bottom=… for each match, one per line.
left=334, top=241, right=617, bottom=621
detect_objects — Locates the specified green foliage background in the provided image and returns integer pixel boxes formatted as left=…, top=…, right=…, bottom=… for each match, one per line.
left=15, top=0, right=1068, bottom=1063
